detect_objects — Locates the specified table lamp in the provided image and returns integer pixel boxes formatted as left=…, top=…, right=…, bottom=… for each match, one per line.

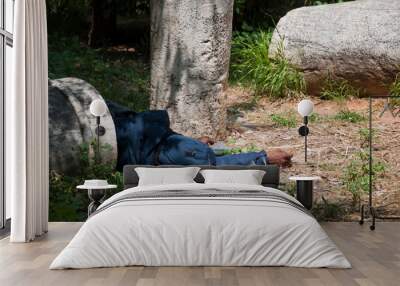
left=297, top=99, right=314, bottom=162
left=90, top=99, right=107, bottom=162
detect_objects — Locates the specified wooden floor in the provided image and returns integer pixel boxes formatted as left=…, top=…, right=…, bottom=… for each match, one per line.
left=0, top=222, right=399, bottom=286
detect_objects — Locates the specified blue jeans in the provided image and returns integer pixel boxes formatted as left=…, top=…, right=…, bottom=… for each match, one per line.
left=159, top=134, right=267, bottom=166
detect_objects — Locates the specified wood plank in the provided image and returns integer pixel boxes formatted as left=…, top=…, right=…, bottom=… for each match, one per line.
left=0, top=222, right=399, bottom=286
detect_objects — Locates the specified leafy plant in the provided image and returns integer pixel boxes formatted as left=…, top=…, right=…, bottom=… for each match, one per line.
left=342, top=151, right=385, bottom=208
left=230, top=30, right=305, bottom=98
left=320, top=77, right=360, bottom=100
left=334, top=110, right=365, bottom=123
left=270, top=113, right=297, bottom=128
left=358, top=127, right=376, bottom=148
left=49, top=140, right=123, bottom=222
left=390, top=73, right=400, bottom=97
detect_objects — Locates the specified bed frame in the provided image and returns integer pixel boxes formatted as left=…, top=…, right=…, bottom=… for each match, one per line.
left=123, top=165, right=280, bottom=190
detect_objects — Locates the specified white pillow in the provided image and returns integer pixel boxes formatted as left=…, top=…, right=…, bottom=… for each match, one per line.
left=200, top=169, right=266, bottom=185
left=135, top=167, right=201, bottom=186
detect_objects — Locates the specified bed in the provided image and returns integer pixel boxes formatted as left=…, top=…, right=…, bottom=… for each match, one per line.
left=50, top=165, right=350, bottom=269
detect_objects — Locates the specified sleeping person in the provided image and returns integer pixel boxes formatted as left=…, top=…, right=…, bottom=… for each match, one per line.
left=106, top=101, right=292, bottom=171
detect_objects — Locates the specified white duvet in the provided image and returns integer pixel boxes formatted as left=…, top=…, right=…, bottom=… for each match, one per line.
left=50, top=183, right=351, bottom=269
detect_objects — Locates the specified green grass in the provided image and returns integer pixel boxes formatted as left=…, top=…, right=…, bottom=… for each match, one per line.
left=308, top=112, right=324, bottom=123
left=387, top=73, right=400, bottom=106
left=48, top=35, right=150, bottom=112
left=334, top=110, right=365, bottom=123
left=218, top=144, right=261, bottom=156
left=320, top=77, right=360, bottom=100
left=390, top=73, right=400, bottom=97
left=270, top=113, right=297, bottom=128
left=50, top=141, right=123, bottom=221
left=230, top=30, right=305, bottom=98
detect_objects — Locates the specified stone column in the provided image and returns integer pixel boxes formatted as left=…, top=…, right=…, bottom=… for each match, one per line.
left=150, top=0, right=234, bottom=138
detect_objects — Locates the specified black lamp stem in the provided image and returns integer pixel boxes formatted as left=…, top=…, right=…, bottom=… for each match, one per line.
left=96, top=116, right=100, bottom=163
left=305, top=132, right=308, bottom=163
left=304, top=116, right=308, bottom=163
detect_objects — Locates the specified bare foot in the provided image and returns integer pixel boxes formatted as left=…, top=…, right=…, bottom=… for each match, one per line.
left=267, top=149, right=293, bottom=168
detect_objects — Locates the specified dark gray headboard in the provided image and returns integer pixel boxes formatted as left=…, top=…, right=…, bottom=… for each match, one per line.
left=123, top=165, right=280, bottom=189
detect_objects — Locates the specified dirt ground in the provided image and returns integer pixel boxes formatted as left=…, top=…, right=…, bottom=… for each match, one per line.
left=225, top=87, right=400, bottom=221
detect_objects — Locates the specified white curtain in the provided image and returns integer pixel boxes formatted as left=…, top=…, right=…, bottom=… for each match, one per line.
left=8, top=0, right=49, bottom=242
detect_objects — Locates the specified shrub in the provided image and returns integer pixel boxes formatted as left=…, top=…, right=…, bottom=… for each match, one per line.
left=334, top=110, right=365, bottom=123
left=230, top=30, right=305, bottom=98
left=342, top=151, right=385, bottom=208
left=320, top=77, right=360, bottom=100
left=342, top=127, right=385, bottom=209
left=270, top=113, right=297, bottom=128
left=49, top=141, right=123, bottom=222
left=358, top=127, right=376, bottom=148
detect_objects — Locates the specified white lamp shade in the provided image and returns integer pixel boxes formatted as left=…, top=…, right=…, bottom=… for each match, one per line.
left=90, top=99, right=107, bottom=117
left=297, top=99, right=314, bottom=117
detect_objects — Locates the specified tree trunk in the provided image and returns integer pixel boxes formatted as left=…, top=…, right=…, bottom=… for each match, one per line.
left=150, top=0, right=234, bottom=138
left=88, top=0, right=117, bottom=47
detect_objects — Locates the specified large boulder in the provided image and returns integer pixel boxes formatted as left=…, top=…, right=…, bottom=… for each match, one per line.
left=49, top=78, right=117, bottom=175
left=269, top=0, right=400, bottom=96
left=150, top=0, right=234, bottom=138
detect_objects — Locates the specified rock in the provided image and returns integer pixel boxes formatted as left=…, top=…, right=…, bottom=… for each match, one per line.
left=49, top=78, right=117, bottom=175
left=150, top=0, right=234, bottom=138
left=269, top=0, right=400, bottom=96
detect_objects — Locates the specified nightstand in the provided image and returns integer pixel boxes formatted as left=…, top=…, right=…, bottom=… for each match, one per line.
left=77, top=182, right=117, bottom=216
left=289, top=176, right=321, bottom=210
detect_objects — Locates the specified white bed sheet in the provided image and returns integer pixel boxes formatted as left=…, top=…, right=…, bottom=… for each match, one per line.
left=50, top=183, right=351, bottom=269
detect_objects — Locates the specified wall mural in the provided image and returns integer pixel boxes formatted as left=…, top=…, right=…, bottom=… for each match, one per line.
left=47, top=0, right=400, bottom=222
